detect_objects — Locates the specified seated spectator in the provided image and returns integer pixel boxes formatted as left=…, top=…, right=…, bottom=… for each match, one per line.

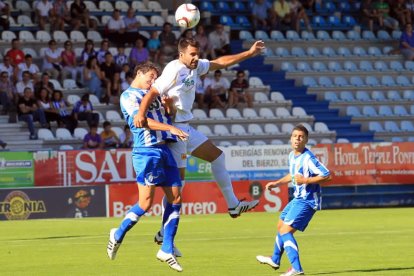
left=251, top=0, right=273, bottom=30
left=0, top=71, right=16, bottom=114
left=208, top=24, right=231, bottom=58
left=118, top=124, right=133, bottom=148
left=400, top=23, right=414, bottom=60
left=5, top=39, right=25, bottom=68
left=147, top=31, right=161, bottom=64
left=0, top=1, right=10, bottom=30
left=83, top=124, right=102, bottom=149
left=290, top=0, right=312, bottom=32
left=159, top=22, right=178, bottom=62
left=72, top=93, right=99, bottom=127
left=119, top=63, right=131, bottom=84
left=374, top=0, right=399, bottom=30
left=391, top=0, right=411, bottom=27
left=35, top=0, right=57, bottom=31
left=42, top=39, right=62, bottom=80
left=0, top=138, right=6, bottom=149
left=99, top=53, right=117, bottom=103
left=272, top=0, right=293, bottom=30
left=53, top=0, right=76, bottom=30
left=96, top=39, right=110, bottom=64
left=209, top=70, right=230, bottom=108
left=123, top=7, right=148, bottom=46
left=79, top=40, right=97, bottom=68
left=16, top=71, right=34, bottom=97
left=34, top=73, right=55, bottom=99
left=106, top=9, right=126, bottom=47
left=36, top=87, right=59, bottom=124
left=100, top=121, right=119, bottom=149
left=114, top=45, right=128, bottom=69
left=83, top=56, right=104, bottom=101
left=61, top=40, right=82, bottom=82
left=17, top=87, right=48, bottom=140
left=121, top=71, right=133, bottom=91
left=51, top=90, right=77, bottom=133
left=70, top=0, right=97, bottom=30
left=194, top=25, right=213, bottom=59
left=361, top=0, right=384, bottom=31
left=0, top=56, right=15, bottom=83
left=129, top=38, right=149, bottom=68
left=17, top=54, right=40, bottom=82
left=228, top=70, right=253, bottom=108
left=195, top=73, right=212, bottom=109
left=108, top=72, right=121, bottom=105
left=299, top=0, right=315, bottom=11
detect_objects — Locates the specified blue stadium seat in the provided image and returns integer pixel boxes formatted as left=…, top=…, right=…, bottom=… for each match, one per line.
left=365, top=76, right=380, bottom=86
left=344, top=61, right=358, bottom=71
left=220, top=15, right=237, bottom=27
left=332, top=30, right=346, bottom=41
left=362, top=30, right=377, bottom=40
left=359, top=60, right=374, bottom=71
left=372, top=91, right=386, bottom=101
left=286, top=30, right=300, bottom=41
left=342, top=15, right=357, bottom=26
left=274, top=47, right=289, bottom=57
left=255, top=30, right=270, bottom=40
left=403, top=90, right=414, bottom=100
left=303, top=76, right=318, bottom=87
left=383, top=46, right=395, bottom=55
left=200, top=1, right=215, bottom=12
left=306, top=47, right=321, bottom=56
left=350, top=76, right=365, bottom=87
left=374, top=61, right=388, bottom=71
left=328, top=61, right=342, bottom=71
left=346, top=106, right=362, bottom=117
left=381, top=75, right=396, bottom=86
left=325, top=91, right=340, bottom=102
left=312, top=16, right=327, bottom=28
left=340, top=91, right=355, bottom=101
left=387, top=90, right=402, bottom=101
left=378, top=105, right=393, bottom=116
left=318, top=76, right=333, bottom=87
left=339, top=1, right=351, bottom=12
left=216, top=1, right=230, bottom=12
left=347, top=30, right=361, bottom=40
left=405, top=61, right=414, bottom=71
left=281, top=61, right=296, bottom=72
left=317, top=30, right=331, bottom=40
left=396, top=76, right=411, bottom=86
left=236, top=15, right=252, bottom=27
left=239, top=30, right=254, bottom=40
left=394, top=105, right=409, bottom=116
left=312, top=61, right=328, bottom=71
left=363, top=106, right=379, bottom=117
left=390, top=61, right=404, bottom=72
left=297, top=61, right=311, bottom=71
left=401, top=120, right=414, bottom=131
left=334, top=76, right=349, bottom=87
left=301, top=30, right=316, bottom=40
left=270, top=30, right=285, bottom=40
left=392, top=30, right=402, bottom=39
left=337, top=47, right=351, bottom=56
left=368, top=46, right=382, bottom=56
left=356, top=91, right=371, bottom=101
left=392, top=137, right=404, bottom=142
left=384, top=121, right=401, bottom=132
left=233, top=1, right=247, bottom=12
left=291, top=46, right=306, bottom=57
left=322, top=46, right=336, bottom=56
left=353, top=46, right=367, bottom=56
left=328, top=15, right=342, bottom=27
left=378, top=30, right=391, bottom=40
left=411, top=105, right=414, bottom=115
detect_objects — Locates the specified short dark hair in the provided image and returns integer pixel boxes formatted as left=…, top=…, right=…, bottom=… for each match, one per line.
left=103, top=121, right=111, bottom=128
left=25, top=54, right=32, bottom=59
left=133, top=62, right=160, bottom=78
left=292, top=124, right=309, bottom=137
left=214, top=70, right=222, bottom=75
left=178, top=37, right=200, bottom=52
left=81, top=93, right=90, bottom=102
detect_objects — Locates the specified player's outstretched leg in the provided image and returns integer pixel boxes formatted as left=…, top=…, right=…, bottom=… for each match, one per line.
left=228, top=198, right=260, bottom=218
left=256, top=255, right=280, bottom=270
left=280, top=233, right=304, bottom=275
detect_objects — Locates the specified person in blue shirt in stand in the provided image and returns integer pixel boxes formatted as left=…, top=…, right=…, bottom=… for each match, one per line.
left=256, top=124, right=331, bottom=276
left=106, top=62, right=188, bottom=272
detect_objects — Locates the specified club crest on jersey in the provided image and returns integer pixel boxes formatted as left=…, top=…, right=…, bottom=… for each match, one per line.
left=182, top=78, right=194, bottom=88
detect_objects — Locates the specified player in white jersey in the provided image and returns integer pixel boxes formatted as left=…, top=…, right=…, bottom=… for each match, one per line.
left=256, top=124, right=331, bottom=276
left=106, top=63, right=188, bottom=272
left=135, top=37, right=265, bottom=247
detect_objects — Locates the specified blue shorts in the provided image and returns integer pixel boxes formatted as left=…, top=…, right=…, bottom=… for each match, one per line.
left=280, top=198, right=316, bottom=232
left=132, top=145, right=181, bottom=187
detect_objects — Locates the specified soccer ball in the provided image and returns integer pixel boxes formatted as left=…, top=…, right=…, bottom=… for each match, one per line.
left=175, top=3, right=200, bottom=29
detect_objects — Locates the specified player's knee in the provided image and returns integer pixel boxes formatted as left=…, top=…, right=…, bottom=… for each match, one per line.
left=170, top=194, right=182, bottom=204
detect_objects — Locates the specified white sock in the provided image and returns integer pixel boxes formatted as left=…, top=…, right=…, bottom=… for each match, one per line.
left=211, top=153, right=239, bottom=208
left=160, top=180, right=185, bottom=236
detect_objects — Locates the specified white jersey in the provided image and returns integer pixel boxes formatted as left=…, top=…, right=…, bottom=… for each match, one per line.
left=152, top=59, right=210, bottom=123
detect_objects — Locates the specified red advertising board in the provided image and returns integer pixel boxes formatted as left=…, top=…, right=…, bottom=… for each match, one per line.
left=313, top=142, right=414, bottom=185
left=107, top=180, right=289, bottom=217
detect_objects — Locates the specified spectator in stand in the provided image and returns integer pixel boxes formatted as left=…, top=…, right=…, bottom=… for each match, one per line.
left=17, top=87, right=48, bottom=140
left=195, top=73, right=212, bottom=109
left=194, top=25, right=213, bottom=59
left=35, top=0, right=57, bottom=31
left=96, top=39, right=111, bottom=64
left=106, top=9, right=126, bottom=47
left=16, top=71, right=34, bottom=97
left=406, top=1, right=414, bottom=23
left=72, top=93, right=99, bottom=127
left=42, top=39, right=62, bottom=80
left=114, top=45, right=128, bottom=69
left=391, top=0, right=411, bottom=27
left=0, top=71, right=16, bottom=114
left=5, top=39, right=25, bottom=68
left=61, top=40, right=82, bottom=82
left=83, top=56, right=105, bottom=101
left=374, top=0, right=399, bottom=30
left=159, top=22, right=178, bottom=62
left=121, top=71, right=133, bottom=91
left=123, top=7, right=148, bottom=46
left=0, top=56, right=15, bottom=82
left=0, top=1, right=10, bottom=30
left=208, top=24, right=231, bottom=58
left=17, top=54, right=40, bottom=82
left=251, top=0, right=273, bottom=30
left=400, top=23, right=414, bottom=60
left=118, top=124, right=133, bottom=148
left=209, top=70, right=230, bottom=109
left=180, top=29, right=194, bottom=40
left=34, top=72, right=55, bottom=99
left=36, top=87, right=59, bottom=124
left=228, top=70, right=253, bottom=108
left=129, top=38, right=149, bottom=68
left=119, top=63, right=130, bottom=84
left=53, top=0, right=76, bottom=30
left=147, top=31, right=161, bottom=64
left=0, top=139, right=6, bottom=149
left=290, top=0, right=312, bottom=32
left=272, top=0, right=293, bottom=30
left=99, top=52, right=117, bottom=103
left=70, top=0, right=97, bottom=30
left=100, top=121, right=119, bottom=149
left=51, top=90, right=77, bottom=133
left=83, top=124, right=102, bottom=149
left=79, top=40, right=97, bottom=68
left=361, top=0, right=384, bottom=31
left=108, top=72, right=122, bottom=105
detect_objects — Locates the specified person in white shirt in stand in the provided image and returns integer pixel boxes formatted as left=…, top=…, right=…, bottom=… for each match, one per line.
left=15, top=71, right=34, bottom=97
left=208, top=24, right=231, bottom=58
left=42, top=39, right=62, bottom=80
left=209, top=69, right=230, bottom=108
left=17, top=54, right=40, bottom=82
left=106, top=9, right=126, bottom=47
left=195, top=73, right=212, bottom=109
left=35, top=0, right=57, bottom=30
left=136, top=37, right=266, bottom=252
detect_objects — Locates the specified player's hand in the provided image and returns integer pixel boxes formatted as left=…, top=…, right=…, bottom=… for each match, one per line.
left=170, top=126, right=189, bottom=141
left=161, top=96, right=176, bottom=116
left=249, top=40, right=266, bottom=57
left=294, top=174, right=307, bottom=185
left=265, top=181, right=279, bottom=190
left=134, top=113, right=148, bottom=128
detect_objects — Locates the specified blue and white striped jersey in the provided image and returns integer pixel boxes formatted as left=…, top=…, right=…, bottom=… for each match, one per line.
left=289, top=148, right=330, bottom=210
left=120, top=86, right=177, bottom=147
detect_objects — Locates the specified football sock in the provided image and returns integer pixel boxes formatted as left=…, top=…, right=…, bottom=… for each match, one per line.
left=271, top=232, right=284, bottom=265
left=211, top=153, right=239, bottom=208
left=115, top=204, right=146, bottom=242
left=159, top=181, right=185, bottom=237
left=161, top=203, right=181, bottom=254
left=281, top=233, right=303, bottom=272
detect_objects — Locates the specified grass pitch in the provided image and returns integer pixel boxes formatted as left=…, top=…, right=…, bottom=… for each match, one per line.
left=1, top=208, right=414, bottom=276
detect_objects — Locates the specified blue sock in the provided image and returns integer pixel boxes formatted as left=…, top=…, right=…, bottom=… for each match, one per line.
left=161, top=203, right=181, bottom=254
left=115, top=204, right=146, bottom=242
left=271, top=232, right=284, bottom=265
left=281, top=233, right=303, bottom=272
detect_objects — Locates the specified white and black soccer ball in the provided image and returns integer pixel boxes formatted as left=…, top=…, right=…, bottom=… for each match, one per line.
left=175, top=3, right=200, bottom=29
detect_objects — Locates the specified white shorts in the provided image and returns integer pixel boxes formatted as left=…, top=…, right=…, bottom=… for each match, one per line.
left=167, top=122, right=209, bottom=168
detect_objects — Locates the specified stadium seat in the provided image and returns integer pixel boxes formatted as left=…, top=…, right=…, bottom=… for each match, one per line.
left=286, top=30, right=300, bottom=41
left=384, top=121, right=401, bottom=132
left=74, top=127, right=88, bottom=140
left=362, top=106, right=379, bottom=117
left=390, top=61, right=404, bottom=72
left=19, top=30, right=35, bottom=42
left=337, top=138, right=350, bottom=143
left=281, top=61, right=296, bottom=72
left=258, top=107, right=275, bottom=118
left=226, top=108, right=242, bottom=119
left=353, top=46, right=367, bottom=56
left=253, top=140, right=266, bottom=146
left=316, top=30, right=331, bottom=40
left=337, top=47, right=351, bottom=56
left=63, top=79, right=79, bottom=90
left=401, top=120, right=414, bottom=131
left=270, top=30, right=286, bottom=41
left=274, top=47, right=289, bottom=57
left=297, top=61, right=311, bottom=71
left=303, top=76, right=318, bottom=87
left=281, top=123, right=295, bottom=134
left=392, top=137, right=404, bottom=142
left=350, top=76, right=365, bottom=87
left=378, top=30, right=391, bottom=40
left=403, top=90, right=414, bottom=100
left=372, top=91, right=386, bottom=101
left=22, top=48, right=38, bottom=58
left=16, top=0, right=31, bottom=12
left=106, top=110, right=123, bottom=122
left=254, top=92, right=270, bottom=103
left=239, top=30, right=254, bottom=40
left=264, top=123, right=280, bottom=134
left=365, top=76, right=380, bottom=87
left=306, top=47, right=321, bottom=57
left=56, top=128, right=74, bottom=140
left=334, top=76, right=349, bottom=87
left=405, top=61, right=414, bottom=71
left=70, top=30, right=86, bottom=43
left=374, top=61, right=388, bottom=71
left=346, top=106, right=362, bottom=117
left=325, top=91, right=339, bottom=102
left=328, top=15, right=341, bottom=27
left=270, top=92, right=286, bottom=101
left=275, top=107, right=291, bottom=118
left=247, top=124, right=264, bottom=135
left=368, top=46, right=382, bottom=56
left=209, top=108, right=225, bottom=119
left=60, top=144, right=74, bottom=150
left=67, top=95, right=80, bottom=105
left=249, top=77, right=265, bottom=87
left=339, top=1, right=351, bottom=12
left=301, top=122, right=313, bottom=132
left=192, top=109, right=208, bottom=120
left=291, top=47, right=306, bottom=57
left=219, top=141, right=233, bottom=147
left=394, top=105, right=408, bottom=116
left=197, top=125, right=213, bottom=136
left=381, top=76, right=396, bottom=86
left=359, top=60, right=374, bottom=71
left=362, top=30, right=376, bottom=40
left=53, top=31, right=69, bottom=43
left=328, top=61, right=342, bottom=72
left=301, top=30, right=316, bottom=40
left=368, top=121, right=384, bottom=132
left=320, top=138, right=334, bottom=144
left=270, top=139, right=284, bottom=145
left=312, top=15, right=327, bottom=27
left=378, top=105, right=393, bottom=116
left=233, top=1, right=247, bottom=12
left=343, top=15, right=356, bottom=26
left=200, top=1, right=215, bottom=11
left=99, top=1, right=114, bottom=11
left=292, top=107, right=308, bottom=117
left=340, top=91, right=355, bottom=101
left=396, top=76, right=411, bottom=86
left=236, top=140, right=250, bottom=147
left=356, top=91, right=371, bottom=101
left=392, top=30, right=402, bottom=39
left=2, top=31, right=16, bottom=42
left=38, top=128, right=55, bottom=140
left=312, top=61, right=328, bottom=71
left=318, top=76, right=333, bottom=87
left=242, top=108, right=259, bottom=118
left=150, top=15, right=165, bottom=26
left=214, top=125, right=230, bottom=136
left=344, top=61, right=358, bottom=72
left=347, top=30, right=361, bottom=40
left=332, top=30, right=346, bottom=41
left=231, top=124, right=247, bottom=135
left=254, top=30, right=270, bottom=41
left=87, top=30, right=103, bottom=42
left=147, top=0, right=162, bottom=11
left=411, top=105, right=414, bottom=115
left=387, top=90, right=402, bottom=101
left=89, top=95, right=101, bottom=106
left=115, top=0, right=129, bottom=12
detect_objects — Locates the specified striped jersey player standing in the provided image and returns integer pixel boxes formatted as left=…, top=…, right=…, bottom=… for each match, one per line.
left=256, top=124, right=331, bottom=276
left=106, top=62, right=188, bottom=272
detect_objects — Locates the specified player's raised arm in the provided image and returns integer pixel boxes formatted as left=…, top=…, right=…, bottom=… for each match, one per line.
left=135, top=87, right=160, bottom=128
left=209, top=40, right=265, bottom=71
left=265, top=173, right=292, bottom=190
left=145, top=118, right=188, bottom=141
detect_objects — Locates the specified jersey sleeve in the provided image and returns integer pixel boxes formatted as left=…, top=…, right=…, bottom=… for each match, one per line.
left=197, top=59, right=210, bottom=76
left=120, top=92, right=139, bottom=118
left=308, top=156, right=330, bottom=177
left=152, top=62, right=178, bottom=96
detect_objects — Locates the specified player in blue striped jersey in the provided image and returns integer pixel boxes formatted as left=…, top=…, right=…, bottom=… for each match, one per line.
left=256, top=124, right=331, bottom=276
left=106, top=63, right=188, bottom=272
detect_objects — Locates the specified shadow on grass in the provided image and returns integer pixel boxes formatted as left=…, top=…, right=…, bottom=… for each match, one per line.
left=311, top=267, right=414, bottom=275
left=9, top=235, right=93, bottom=241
